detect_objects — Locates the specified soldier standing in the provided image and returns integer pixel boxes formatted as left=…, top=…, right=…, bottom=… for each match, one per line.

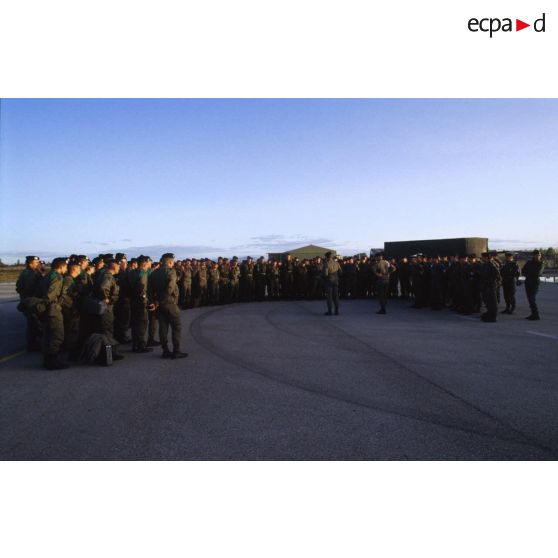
left=282, top=254, right=294, bottom=300
left=470, top=255, right=482, bottom=313
left=60, top=262, right=82, bottom=360
left=322, top=252, right=342, bottom=316
left=255, top=256, right=267, bottom=301
left=241, top=257, right=255, bottom=302
left=410, top=255, right=424, bottom=308
left=16, top=255, right=43, bottom=351
left=372, top=252, right=391, bottom=314
left=148, top=253, right=188, bottom=359
left=182, top=260, right=193, bottom=308
left=343, top=258, right=358, bottom=299
left=208, top=261, right=220, bottom=305
left=40, top=257, right=69, bottom=370
left=430, top=255, right=445, bottom=311
left=128, top=255, right=154, bottom=353
left=267, top=260, right=281, bottom=300
left=522, top=249, right=545, bottom=320
left=147, top=261, right=160, bottom=346
left=94, top=259, right=125, bottom=360
left=197, top=261, right=209, bottom=305
left=398, top=257, right=411, bottom=300
left=230, top=258, right=241, bottom=302
left=500, top=252, right=520, bottom=314
left=479, top=252, right=501, bottom=322
left=218, top=258, right=230, bottom=304
left=114, top=253, right=131, bottom=344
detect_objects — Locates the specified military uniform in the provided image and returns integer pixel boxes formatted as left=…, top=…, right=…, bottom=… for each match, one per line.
left=282, top=258, right=294, bottom=300
left=230, top=263, right=241, bottom=302
left=430, top=260, right=445, bottom=310
left=16, top=257, right=43, bottom=350
left=255, top=259, right=268, bottom=301
left=267, top=263, right=281, bottom=300
left=40, top=263, right=68, bottom=369
left=60, top=274, right=80, bottom=358
left=388, top=260, right=399, bottom=298
left=500, top=256, right=520, bottom=314
left=114, top=267, right=131, bottom=343
left=179, top=264, right=193, bottom=308
left=197, top=265, right=208, bottom=305
left=208, top=265, right=220, bottom=305
left=149, top=259, right=185, bottom=357
left=372, top=257, right=391, bottom=314
left=129, top=265, right=151, bottom=352
left=322, top=255, right=342, bottom=315
left=147, top=266, right=159, bottom=345
left=522, top=256, right=545, bottom=320
left=398, top=259, right=411, bottom=300
left=479, top=255, right=501, bottom=322
left=94, top=269, right=120, bottom=342
left=241, top=260, right=255, bottom=302
left=218, top=262, right=230, bottom=304
left=342, top=261, right=358, bottom=299
left=411, top=259, right=425, bottom=308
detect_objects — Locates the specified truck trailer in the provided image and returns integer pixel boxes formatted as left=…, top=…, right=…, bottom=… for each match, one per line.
left=383, top=237, right=488, bottom=260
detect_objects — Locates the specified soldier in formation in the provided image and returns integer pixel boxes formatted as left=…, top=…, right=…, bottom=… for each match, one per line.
left=15, top=248, right=548, bottom=369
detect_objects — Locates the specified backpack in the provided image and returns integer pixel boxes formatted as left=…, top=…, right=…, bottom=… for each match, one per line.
left=80, top=333, right=114, bottom=366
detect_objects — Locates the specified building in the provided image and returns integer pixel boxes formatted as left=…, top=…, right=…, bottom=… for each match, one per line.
left=268, top=244, right=337, bottom=262
left=383, top=237, right=488, bottom=260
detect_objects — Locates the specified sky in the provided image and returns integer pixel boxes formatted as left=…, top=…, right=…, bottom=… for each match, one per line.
left=1, top=98, right=557, bottom=263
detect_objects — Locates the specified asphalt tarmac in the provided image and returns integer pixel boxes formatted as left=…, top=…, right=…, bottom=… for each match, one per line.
left=1, top=283, right=557, bottom=460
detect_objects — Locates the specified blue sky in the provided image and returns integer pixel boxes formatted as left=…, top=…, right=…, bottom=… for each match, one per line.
left=1, top=99, right=556, bottom=263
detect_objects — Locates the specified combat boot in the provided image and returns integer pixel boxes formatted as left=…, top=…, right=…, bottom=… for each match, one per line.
left=172, top=350, right=188, bottom=359
left=526, top=314, right=541, bottom=321
left=146, top=337, right=161, bottom=347
left=161, top=346, right=173, bottom=359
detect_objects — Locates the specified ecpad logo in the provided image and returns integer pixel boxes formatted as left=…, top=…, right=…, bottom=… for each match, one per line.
left=468, top=13, right=546, bottom=37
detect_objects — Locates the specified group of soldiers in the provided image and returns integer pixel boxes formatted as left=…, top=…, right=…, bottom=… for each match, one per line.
left=360, top=250, right=545, bottom=322
left=15, top=248, right=545, bottom=370
left=16, top=252, right=187, bottom=370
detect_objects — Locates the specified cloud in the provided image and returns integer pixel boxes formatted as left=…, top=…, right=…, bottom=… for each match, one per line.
left=489, top=238, right=546, bottom=246
left=0, top=249, right=67, bottom=263
left=121, top=244, right=227, bottom=259
left=231, top=234, right=341, bottom=253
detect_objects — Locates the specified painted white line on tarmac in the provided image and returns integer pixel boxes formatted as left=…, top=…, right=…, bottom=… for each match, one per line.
left=526, top=331, right=558, bottom=340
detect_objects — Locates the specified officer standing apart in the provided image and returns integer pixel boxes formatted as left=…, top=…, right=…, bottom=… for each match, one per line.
left=500, top=252, right=520, bottom=315
left=148, top=253, right=188, bottom=359
left=322, top=252, right=342, bottom=316
left=522, top=249, right=545, bottom=320
left=372, top=252, right=390, bottom=314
